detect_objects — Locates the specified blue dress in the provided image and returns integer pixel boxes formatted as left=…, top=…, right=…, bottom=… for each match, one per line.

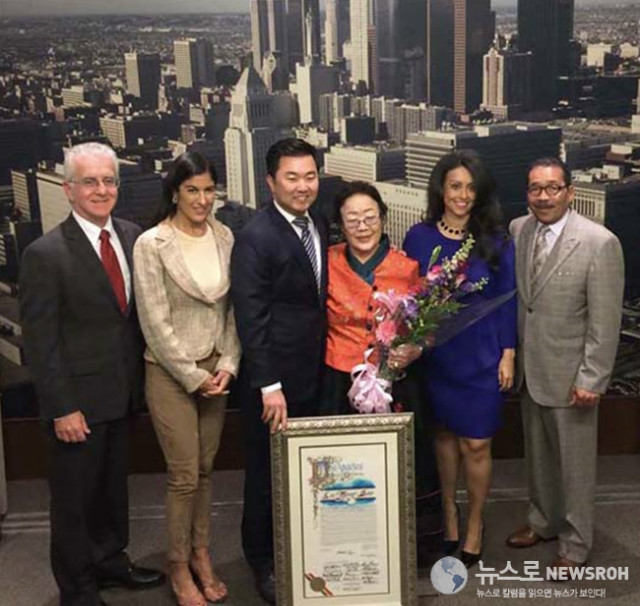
left=403, top=223, right=517, bottom=439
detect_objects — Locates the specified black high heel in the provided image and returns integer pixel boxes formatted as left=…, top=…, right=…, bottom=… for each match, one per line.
left=461, top=519, right=485, bottom=569
left=442, top=503, right=460, bottom=556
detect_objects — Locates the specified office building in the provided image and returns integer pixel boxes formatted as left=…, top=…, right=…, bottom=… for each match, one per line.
left=340, top=116, right=376, bottom=145
left=482, top=46, right=533, bottom=119
left=426, top=0, right=494, bottom=114
left=350, top=0, right=378, bottom=93
left=224, top=67, right=275, bottom=209
left=0, top=120, right=45, bottom=186
left=296, top=62, right=340, bottom=124
left=518, top=0, right=574, bottom=110
left=573, top=172, right=640, bottom=298
left=174, top=38, right=216, bottom=90
left=324, top=144, right=406, bottom=183
left=251, top=0, right=289, bottom=76
left=285, top=0, right=304, bottom=72
left=325, top=0, right=350, bottom=64
left=99, top=114, right=181, bottom=149
left=125, top=52, right=161, bottom=109
left=406, top=124, right=562, bottom=220
left=36, top=169, right=68, bottom=235
left=10, top=169, right=40, bottom=223
left=374, top=180, right=428, bottom=247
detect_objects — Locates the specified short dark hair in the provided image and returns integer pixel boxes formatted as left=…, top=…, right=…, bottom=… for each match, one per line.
left=528, top=157, right=572, bottom=187
left=161, top=151, right=218, bottom=220
left=333, top=181, right=388, bottom=225
left=425, top=150, right=507, bottom=269
left=266, top=138, right=318, bottom=179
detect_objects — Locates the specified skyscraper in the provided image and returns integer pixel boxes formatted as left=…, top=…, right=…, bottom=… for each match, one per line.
left=174, top=38, right=216, bottom=90
left=482, top=45, right=533, bottom=119
left=518, top=0, right=575, bottom=110
left=125, top=52, right=161, bottom=109
left=303, top=0, right=321, bottom=61
left=325, top=0, right=350, bottom=64
left=285, top=0, right=304, bottom=71
left=251, top=0, right=289, bottom=75
left=224, top=67, right=275, bottom=209
left=427, top=0, right=494, bottom=113
left=350, top=0, right=378, bottom=93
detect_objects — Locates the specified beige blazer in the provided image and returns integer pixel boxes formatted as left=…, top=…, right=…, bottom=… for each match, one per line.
left=133, top=218, right=241, bottom=393
left=510, top=209, right=624, bottom=407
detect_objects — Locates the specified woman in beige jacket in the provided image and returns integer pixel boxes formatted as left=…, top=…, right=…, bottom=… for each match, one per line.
left=134, top=152, right=240, bottom=606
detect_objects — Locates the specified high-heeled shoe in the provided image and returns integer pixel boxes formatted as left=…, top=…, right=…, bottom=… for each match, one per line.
left=460, top=520, right=485, bottom=569
left=442, top=503, right=460, bottom=556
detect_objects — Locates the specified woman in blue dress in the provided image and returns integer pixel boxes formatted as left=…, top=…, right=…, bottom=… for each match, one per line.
left=403, top=150, right=517, bottom=568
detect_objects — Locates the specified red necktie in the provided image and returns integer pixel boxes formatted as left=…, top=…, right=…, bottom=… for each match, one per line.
left=99, top=229, right=127, bottom=314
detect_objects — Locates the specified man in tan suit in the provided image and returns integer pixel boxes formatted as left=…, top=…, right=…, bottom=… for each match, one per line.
left=506, top=157, right=624, bottom=571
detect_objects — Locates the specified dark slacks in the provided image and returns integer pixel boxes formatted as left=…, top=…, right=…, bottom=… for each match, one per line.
left=240, top=383, right=317, bottom=573
left=48, top=417, right=130, bottom=606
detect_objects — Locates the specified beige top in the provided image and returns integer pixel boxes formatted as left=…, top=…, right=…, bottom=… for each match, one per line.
left=133, top=218, right=241, bottom=393
left=175, top=225, right=224, bottom=297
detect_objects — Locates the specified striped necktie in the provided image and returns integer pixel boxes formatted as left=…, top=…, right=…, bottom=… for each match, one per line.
left=531, top=225, right=551, bottom=287
left=292, top=216, right=320, bottom=291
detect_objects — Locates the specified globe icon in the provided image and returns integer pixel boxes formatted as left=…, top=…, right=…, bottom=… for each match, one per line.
left=430, top=556, right=468, bottom=595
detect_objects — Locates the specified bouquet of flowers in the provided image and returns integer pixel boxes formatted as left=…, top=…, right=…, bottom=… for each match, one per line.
left=348, top=235, right=488, bottom=414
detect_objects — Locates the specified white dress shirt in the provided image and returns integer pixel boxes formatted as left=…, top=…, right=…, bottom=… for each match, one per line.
left=72, top=211, right=132, bottom=302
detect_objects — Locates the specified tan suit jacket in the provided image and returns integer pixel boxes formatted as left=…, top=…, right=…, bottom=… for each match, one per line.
left=510, top=209, right=624, bottom=407
left=133, top=218, right=241, bottom=393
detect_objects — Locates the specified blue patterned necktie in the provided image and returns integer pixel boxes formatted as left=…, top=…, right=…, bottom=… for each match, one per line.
left=292, top=216, right=320, bottom=291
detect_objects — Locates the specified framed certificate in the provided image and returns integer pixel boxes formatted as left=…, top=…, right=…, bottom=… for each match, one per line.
left=271, top=413, right=417, bottom=605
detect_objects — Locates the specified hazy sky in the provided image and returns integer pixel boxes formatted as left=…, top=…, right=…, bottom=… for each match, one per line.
left=0, top=0, right=629, bottom=18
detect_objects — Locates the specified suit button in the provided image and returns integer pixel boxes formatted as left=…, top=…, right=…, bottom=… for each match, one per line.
left=368, top=342, right=374, bottom=348
left=527, top=307, right=533, bottom=313
left=365, top=322, right=372, bottom=331
left=368, top=305, right=373, bottom=311
left=372, top=285, right=378, bottom=291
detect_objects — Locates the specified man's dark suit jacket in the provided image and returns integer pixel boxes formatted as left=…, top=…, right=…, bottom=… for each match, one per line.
left=19, top=214, right=144, bottom=424
left=230, top=202, right=328, bottom=404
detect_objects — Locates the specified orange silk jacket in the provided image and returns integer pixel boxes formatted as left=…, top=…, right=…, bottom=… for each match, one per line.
left=325, top=243, right=420, bottom=373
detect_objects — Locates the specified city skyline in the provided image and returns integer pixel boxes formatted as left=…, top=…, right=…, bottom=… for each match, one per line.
left=0, top=0, right=633, bottom=17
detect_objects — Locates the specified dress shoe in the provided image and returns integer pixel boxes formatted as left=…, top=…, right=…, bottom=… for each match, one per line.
left=506, top=525, right=557, bottom=549
left=460, top=520, right=484, bottom=569
left=254, top=568, right=276, bottom=605
left=97, top=564, right=166, bottom=590
left=548, top=556, right=586, bottom=582
left=442, top=503, right=460, bottom=556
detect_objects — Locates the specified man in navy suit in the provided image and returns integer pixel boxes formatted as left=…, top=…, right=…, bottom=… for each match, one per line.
left=19, top=142, right=164, bottom=606
left=231, top=138, right=328, bottom=604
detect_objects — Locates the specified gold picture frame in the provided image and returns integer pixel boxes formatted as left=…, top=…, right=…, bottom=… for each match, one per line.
left=271, top=413, right=418, bottom=605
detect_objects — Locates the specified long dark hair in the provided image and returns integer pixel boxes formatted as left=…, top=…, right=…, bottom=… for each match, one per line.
left=159, top=151, right=218, bottom=220
left=425, top=150, right=507, bottom=269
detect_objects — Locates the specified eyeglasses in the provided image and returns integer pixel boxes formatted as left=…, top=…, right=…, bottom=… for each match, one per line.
left=343, top=216, right=381, bottom=230
left=527, top=184, right=567, bottom=198
left=69, top=177, right=120, bottom=189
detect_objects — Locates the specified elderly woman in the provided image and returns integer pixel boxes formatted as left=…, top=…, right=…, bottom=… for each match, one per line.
left=134, top=152, right=240, bottom=606
left=403, top=150, right=516, bottom=568
left=320, top=180, right=443, bottom=565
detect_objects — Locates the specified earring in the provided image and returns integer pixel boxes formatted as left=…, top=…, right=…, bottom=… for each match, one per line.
left=172, top=195, right=177, bottom=204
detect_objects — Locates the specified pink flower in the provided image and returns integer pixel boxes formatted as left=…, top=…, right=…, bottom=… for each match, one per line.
left=426, top=264, right=442, bottom=283
left=455, top=273, right=467, bottom=287
left=375, top=319, right=397, bottom=346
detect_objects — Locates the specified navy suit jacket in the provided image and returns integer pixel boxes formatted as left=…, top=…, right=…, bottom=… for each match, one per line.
left=19, top=214, right=145, bottom=424
left=230, top=203, right=328, bottom=404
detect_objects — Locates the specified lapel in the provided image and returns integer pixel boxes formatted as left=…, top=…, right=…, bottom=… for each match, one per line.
left=155, top=220, right=212, bottom=302
left=517, top=215, right=537, bottom=303
left=267, top=203, right=320, bottom=301
left=530, top=210, right=581, bottom=302
left=113, top=218, right=135, bottom=316
left=61, top=214, right=123, bottom=315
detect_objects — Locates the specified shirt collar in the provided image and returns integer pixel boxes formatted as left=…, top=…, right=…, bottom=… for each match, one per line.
left=537, top=208, right=570, bottom=238
left=273, top=199, right=311, bottom=225
left=72, top=210, right=115, bottom=243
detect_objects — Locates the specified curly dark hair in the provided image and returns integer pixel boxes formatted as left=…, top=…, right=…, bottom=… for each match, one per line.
left=333, top=180, right=388, bottom=225
left=425, top=150, right=507, bottom=269
left=160, top=151, right=218, bottom=220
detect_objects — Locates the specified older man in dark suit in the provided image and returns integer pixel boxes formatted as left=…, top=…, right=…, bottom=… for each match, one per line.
left=231, top=138, right=328, bottom=604
left=19, top=142, right=164, bottom=606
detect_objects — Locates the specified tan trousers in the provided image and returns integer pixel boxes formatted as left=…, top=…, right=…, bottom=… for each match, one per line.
left=145, top=355, right=227, bottom=562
